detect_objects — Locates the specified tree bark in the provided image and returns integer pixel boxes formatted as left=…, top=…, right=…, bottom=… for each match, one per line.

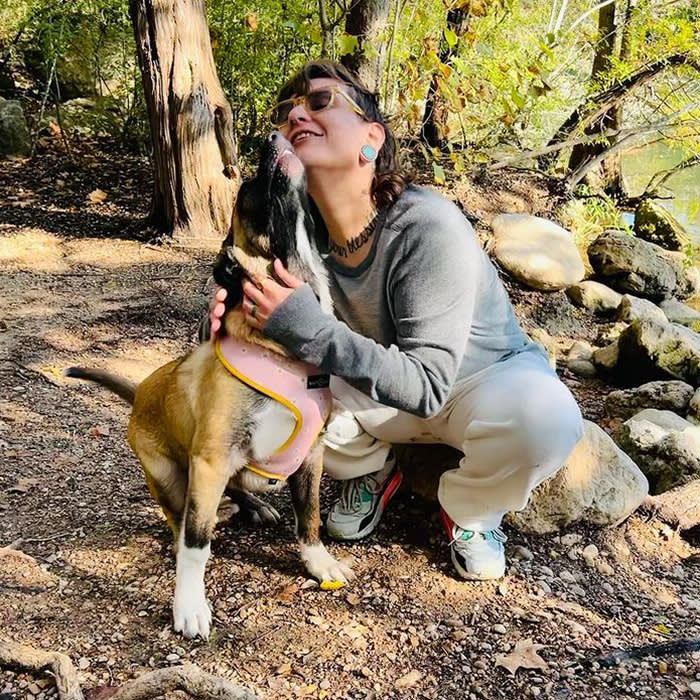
left=567, top=0, right=621, bottom=191
left=419, top=7, right=469, bottom=148
left=341, top=0, right=391, bottom=92
left=129, top=0, right=239, bottom=245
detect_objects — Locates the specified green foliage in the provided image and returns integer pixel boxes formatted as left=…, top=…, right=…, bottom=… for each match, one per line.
left=558, top=186, right=632, bottom=249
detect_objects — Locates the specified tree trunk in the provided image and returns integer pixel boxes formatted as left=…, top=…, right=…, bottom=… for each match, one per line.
left=419, top=7, right=468, bottom=148
left=567, top=0, right=622, bottom=192
left=341, top=0, right=391, bottom=93
left=129, top=0, right=239, bottom=245
left=539, top=52, right=699, bottom=172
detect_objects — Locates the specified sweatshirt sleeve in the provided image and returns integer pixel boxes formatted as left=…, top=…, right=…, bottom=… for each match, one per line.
left=263, top=205, right=481, bottom=418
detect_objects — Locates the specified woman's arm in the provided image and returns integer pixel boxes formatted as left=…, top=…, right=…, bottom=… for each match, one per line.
left=263, top=212, right=481, bottom=418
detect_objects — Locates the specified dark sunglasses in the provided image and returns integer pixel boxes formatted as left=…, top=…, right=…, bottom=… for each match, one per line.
left=267, top=86, right=367, bottom=128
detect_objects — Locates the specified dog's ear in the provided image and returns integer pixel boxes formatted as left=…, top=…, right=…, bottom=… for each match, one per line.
left=213, top=234, right=244, bottom=312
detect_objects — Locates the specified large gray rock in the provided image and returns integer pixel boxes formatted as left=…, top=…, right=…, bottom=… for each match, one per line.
left=399, top=421, right=649, bottom=534
left=588, top=230, right=698, bottom=301
left=491, top=214, right=585, bottom=291
left=507, top=420, right=648, bottom=533
left=566, top=281, right=622, bottom=314
left=605, top=381, right=694, bottom=420
left=688, top=388, right=700, bottom=425
left=659, top=298, right=700, bottom=327
left=616, top=294, right=667, bottom=324
left=616, top=319, right=700, bottom=387
left=616, top=409, right=700, bottom=493
left=0, top=97, right=30, bottom=156
left=634, top=200, right=690, bottom=252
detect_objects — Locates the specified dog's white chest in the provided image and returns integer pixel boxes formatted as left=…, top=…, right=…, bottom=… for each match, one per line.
left=249, top=400, right=297, bottom=462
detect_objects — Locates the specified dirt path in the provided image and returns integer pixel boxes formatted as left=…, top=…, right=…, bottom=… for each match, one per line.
left=1, top=140, right=699, bottom=700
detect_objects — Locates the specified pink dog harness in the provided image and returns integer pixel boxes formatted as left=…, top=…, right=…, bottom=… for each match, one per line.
left=215, top=336, right=332, bottom=482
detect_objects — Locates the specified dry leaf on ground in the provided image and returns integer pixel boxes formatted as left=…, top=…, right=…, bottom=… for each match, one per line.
left=495, top=638, right=548, bottom=675
left=87, top=189, right=108, bottom=204
left=395, top=670, right=422, bottom=688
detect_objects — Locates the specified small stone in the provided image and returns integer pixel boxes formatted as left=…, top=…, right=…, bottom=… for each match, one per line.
left=570, top=585, right=586, bottom=597
left=560, top=534, right=583, bottom=546
left=29, top=683, right=42, bottom=695
left=536, top=580, right=552, bottom=594
left=569, top=621, right=586, bottom=635
left=689, top=681, right=700, bottom=695
left=597, top=562, right=614, bottom=576
left=582, top=544, right=599, bottom=562
left=166, top=653, right=180, bottom=662
left=559, top=569, right=576, bottom=583
left=78, top=657, right=90, bottom=670
left=658, top=661, right=668, bottom=673
left=513, top=546, right=534, bottom=561
left=492, top=624, right=507, bottom=634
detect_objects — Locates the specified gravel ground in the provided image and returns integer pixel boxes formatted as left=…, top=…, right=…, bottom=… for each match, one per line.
left=1, top=136, right=699, bottom=700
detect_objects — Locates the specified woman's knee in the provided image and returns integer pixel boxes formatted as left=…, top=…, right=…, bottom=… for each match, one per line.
left=514, top=378, right=584, bottom=466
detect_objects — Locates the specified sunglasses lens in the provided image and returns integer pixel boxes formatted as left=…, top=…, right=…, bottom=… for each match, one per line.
left=270, top=100, right=293, bottom=126
left=307, top=90, right=333, bottom=112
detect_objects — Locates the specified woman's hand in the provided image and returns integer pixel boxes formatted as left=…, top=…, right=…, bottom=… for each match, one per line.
left=209, top=286, right=228, bottom=338
left=242, top=259, right=304, bottom=331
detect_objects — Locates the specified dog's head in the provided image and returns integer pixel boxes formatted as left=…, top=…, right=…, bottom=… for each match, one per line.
left=213, top=132, right=323, bottom=317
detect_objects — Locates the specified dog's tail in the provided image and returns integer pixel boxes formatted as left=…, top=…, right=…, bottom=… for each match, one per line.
left=64, top=367, right=136, bottom=405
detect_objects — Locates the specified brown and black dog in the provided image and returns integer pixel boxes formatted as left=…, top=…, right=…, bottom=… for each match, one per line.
left=66, top=133, right=353, bottom=639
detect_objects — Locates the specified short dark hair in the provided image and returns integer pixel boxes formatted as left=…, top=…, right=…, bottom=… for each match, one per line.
left=277, top=60, right=412, bottom=210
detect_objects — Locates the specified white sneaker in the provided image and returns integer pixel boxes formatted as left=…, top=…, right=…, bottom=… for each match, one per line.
left=326, top=455, right=402, bottom=541
left=440, top=510, right=507, bottom=580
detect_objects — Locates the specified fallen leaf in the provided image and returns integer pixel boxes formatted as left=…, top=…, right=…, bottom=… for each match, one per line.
left=346, top=593, right=361, bottom=606
left=275, top=583, right=299, bottom=603
left=394, top=670, right=422, bottom=688
left=47, top=120, right=62, bottom=137
left=87, top=189, right=108, bottom=204
left=90, top=425, right=110, bottom=437
left=245, top=12, right=258, bottom=31
left=495, top=638, right=548, bottom=675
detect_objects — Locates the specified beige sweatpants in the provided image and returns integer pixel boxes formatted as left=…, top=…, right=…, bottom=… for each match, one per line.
left=322, top=348, right=584, bottom=532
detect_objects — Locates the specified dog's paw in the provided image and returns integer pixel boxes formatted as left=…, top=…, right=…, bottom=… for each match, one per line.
left=225, top=490, right=281, bottom=526
left=173, top=591, right=212, bottom=640
left=300, top=542, right=355, bottom=584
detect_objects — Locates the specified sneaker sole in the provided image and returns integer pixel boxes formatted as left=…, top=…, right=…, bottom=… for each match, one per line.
left=327, top=470, right=403, bottom=541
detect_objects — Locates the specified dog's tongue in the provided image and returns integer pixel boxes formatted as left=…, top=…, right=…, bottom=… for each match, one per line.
left=278, top=150, right=304, bottom=178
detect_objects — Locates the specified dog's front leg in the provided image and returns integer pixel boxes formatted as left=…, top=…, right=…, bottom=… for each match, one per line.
left=289, top=444, right=354, bottom=585
left=174, top=453, right=236, bottom=640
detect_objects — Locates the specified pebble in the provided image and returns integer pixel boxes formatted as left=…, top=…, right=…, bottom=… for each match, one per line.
left=492, top=624, right=507, bottom=634
left=29, top=683, right=42, bottom=695
left=536, top=580, right=552, bottom=594
left=569, top=621, right=587, bottom=635
left=513, top=546, right=534, bottom=561
left=658, top=661, right=668, bottom=673
left=570, top=585, right=586, bottom=597
left=78, top=657, right=90, bottom=670
left=582, top=544, right=599, bottom=563
left=560, top=534, right=583, bottom=546
left=597, top=562, right=615, bottom=576
left=559, top=569, right=576, bottom=583
left=166, top=653, right=180, bottom=662
left=539, top=566, right=554, bottom=578
left=689, top=682, right=700, bottom=695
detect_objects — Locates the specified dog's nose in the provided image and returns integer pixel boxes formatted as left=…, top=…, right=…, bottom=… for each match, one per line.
left=269, top=132, right=281, bottom=143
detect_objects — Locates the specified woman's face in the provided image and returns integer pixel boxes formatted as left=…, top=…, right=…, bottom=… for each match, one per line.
left=278, top=77, right=381, bottom=175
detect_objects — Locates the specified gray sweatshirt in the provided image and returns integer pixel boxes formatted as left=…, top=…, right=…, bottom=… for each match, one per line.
left=264, top=185, right=539, bottom=418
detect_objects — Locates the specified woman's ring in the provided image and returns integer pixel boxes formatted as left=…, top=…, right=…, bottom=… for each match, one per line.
left=250, top=304, right=257, bottom=320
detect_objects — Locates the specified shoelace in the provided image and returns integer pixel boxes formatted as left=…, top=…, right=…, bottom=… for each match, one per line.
left=338, top=474, right=382, bottom=513
left=450, top=526, right=507, bottom=548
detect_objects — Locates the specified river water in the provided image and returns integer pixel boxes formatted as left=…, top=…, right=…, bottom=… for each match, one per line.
left=621, top=142, right=700, bottom=241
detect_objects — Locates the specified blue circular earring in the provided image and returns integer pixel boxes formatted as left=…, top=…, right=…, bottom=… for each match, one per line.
left=360, top=144, right=377, bottom=162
